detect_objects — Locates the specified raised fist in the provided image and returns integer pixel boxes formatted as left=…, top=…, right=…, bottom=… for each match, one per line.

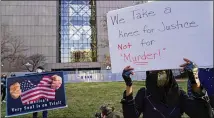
left=122, top=66, right=134, bottom=87
left=180, top=58, right=199, bottom=85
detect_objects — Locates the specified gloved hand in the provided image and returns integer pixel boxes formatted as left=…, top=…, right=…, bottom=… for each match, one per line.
left=180, top=58, right=199, bottom=84
left=122, top=66, right=134, bottom=87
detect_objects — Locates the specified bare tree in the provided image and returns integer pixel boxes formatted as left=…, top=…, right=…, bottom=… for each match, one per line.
left=13, top=54, right=28, bottom=72
left=1, top=24, right=13, bottom=62
left=1, top=24, right=28, bottom=71
left=21, top=54, right=46, bottom=72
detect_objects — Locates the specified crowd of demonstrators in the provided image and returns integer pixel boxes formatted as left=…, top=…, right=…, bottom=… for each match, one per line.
left=1, top=74, right=7, bottom=104
left=1, top=60, right=213, bottom=118
left=121, top=58, right=214, bottom=118
left=32, top=66, right=48, bottom=118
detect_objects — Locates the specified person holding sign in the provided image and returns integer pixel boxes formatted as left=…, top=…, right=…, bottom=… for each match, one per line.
left=32, top=66, right=48, bottom=118
left=121, top=58, right=213, bottom=118
left=187, top=68, right=214, bottom=108
left=1, top=74, right=7, bottom=103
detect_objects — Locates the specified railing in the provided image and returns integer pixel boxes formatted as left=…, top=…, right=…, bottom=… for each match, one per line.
left=63, top=71, right=147, bottom=83
left=63, top=69, right=181, bottom=83
left=3, top=69, right=181, bottom=83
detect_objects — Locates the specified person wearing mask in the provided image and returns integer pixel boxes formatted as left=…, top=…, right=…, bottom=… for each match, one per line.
left=121, top=58, right=213, bottom=118
left=187, top=68, right=214, bottom=108
left=32, top=66, right=48, bottom=118
left=1, top=74, right=7, bottom=103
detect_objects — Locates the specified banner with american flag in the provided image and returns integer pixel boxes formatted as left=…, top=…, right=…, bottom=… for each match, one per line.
left=6, top=72, right=67, bottom=117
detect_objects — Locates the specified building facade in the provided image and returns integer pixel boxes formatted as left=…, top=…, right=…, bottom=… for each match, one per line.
left=0, top=1, right=146, bottom=72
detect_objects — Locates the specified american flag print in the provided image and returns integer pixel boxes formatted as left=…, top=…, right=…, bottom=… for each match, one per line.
left=20, top=76, right=56, bottom=105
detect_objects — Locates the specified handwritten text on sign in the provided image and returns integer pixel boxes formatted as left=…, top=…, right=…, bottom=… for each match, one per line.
left=107, top=1, right=213, bottom=73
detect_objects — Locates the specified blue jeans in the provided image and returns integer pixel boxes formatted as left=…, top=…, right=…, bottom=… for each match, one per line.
left=33, top=111, right=48, bottom=118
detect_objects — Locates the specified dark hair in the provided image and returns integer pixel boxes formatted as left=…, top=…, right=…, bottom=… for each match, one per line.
left=1, top=74, right=7, bottom=78
left=37, top=66, right=44, bottom=70
left=94, top=112, right=101, bottom=118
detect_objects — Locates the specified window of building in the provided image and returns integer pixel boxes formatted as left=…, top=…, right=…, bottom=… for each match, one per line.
left=59, top=0, right=97, bottom=63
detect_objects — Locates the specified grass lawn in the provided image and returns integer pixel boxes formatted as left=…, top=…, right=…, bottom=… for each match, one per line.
left=1, top=81, right=189, bottom=118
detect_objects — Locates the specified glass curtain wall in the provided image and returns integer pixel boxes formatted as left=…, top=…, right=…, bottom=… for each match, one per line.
left=59, top=0, right=97, bottom=63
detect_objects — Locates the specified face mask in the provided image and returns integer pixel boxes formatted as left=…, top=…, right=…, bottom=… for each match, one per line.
left=36, top=69, right=43, bottom=73
left=157, top=71, right=168, bottom=87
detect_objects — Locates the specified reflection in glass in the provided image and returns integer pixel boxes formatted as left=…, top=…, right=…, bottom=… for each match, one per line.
left=60, top=0, right=97, bottom=63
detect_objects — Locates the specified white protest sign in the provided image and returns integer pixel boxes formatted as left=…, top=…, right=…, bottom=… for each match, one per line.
left=107, top=1, right=213, bottom=73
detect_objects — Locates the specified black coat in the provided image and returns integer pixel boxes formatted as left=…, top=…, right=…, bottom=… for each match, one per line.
left=121, top=70, right=214, bottom=118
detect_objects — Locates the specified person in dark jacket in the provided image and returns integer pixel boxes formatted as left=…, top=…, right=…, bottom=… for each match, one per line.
left=187, top=68, right=214, bottom=108
left=121, top=58, right=214, bottom=118
left=95, top=104, right=123, bottom=118
left=1, top=74, right=7, bottom=103
left=32, top=66, right=48, bottom=118
left=10, top=73, right=16, bottom=77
